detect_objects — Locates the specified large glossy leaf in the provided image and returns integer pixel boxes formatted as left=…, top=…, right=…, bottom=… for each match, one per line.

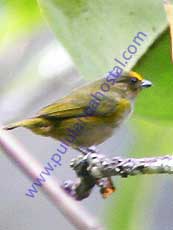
left=38, top=0, right=167, bottom=80
left=134, top=30, right=173, bottom=122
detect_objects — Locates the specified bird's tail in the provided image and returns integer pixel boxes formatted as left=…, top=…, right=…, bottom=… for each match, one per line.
left=3, top=121, right=23, bottom=130
left=3, top=118, right=43, bottom=130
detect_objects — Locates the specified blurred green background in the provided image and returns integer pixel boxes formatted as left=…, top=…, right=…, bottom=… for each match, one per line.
left=0, top=0, right=173, bottom=230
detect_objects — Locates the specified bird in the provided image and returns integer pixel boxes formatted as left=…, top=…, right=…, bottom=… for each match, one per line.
left=3, top=70, right=152, bottom=198
left=3, top=71, right=152, bottom=150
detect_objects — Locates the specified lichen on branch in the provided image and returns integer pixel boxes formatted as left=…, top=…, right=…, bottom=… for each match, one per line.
left=62, top=153, right=173, bottom=200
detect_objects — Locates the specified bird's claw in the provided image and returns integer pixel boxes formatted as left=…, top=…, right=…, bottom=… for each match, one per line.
left=77, top=146, right=99, bottom=155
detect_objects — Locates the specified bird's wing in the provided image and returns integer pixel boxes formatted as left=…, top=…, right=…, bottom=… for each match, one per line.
left=37, top=97, right=86, bottom=119
left=37, top=91, right=118, bottom=119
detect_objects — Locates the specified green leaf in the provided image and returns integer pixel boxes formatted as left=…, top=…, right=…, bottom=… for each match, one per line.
left=134, top=30, right=173, bottom=123
left=0, top=0, right=42, bottom=46
left=38, top=0, right=167, bottom=80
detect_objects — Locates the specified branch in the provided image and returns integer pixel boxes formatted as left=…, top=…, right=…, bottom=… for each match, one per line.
left=62, top=152, right=173, bottom=200
left=0, top=128, right=103, bottom=230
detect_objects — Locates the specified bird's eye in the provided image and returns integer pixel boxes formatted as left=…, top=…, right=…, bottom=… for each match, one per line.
left=130, top=77, right=138, bottom=84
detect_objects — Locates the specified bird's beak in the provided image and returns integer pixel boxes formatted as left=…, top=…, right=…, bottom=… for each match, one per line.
left=141, top=79, right=152, bottom=88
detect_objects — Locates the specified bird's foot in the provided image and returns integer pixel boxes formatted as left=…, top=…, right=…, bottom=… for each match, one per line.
left=88, top=145, right=99, bottom=153
left=77, top=146, right=99, bottom=155
left=66, top=153, right=116, bottom=200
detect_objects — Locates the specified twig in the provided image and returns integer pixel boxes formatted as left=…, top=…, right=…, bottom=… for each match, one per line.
left=0, top=128, right=103, bottom=230
left=62, top=153, right=173, bottom=200
left=163, top=0, right=173, bottom=63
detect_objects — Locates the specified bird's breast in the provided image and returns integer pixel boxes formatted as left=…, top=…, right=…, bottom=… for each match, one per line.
left=105, top=98, right=133, bottom=127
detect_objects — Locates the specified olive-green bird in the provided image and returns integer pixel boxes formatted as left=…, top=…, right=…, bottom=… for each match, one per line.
left=3, top=71, right=152, bottom=153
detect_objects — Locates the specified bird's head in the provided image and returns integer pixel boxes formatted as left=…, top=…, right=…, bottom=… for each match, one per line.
left=114, top=71, right=152, bottom=100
